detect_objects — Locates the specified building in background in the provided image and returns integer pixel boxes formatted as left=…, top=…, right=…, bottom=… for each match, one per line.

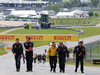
left=10, top=10, right=37, bottom=18
left=55, top=9, right=89, bottom=18
left=0, top=12, right=6, bottom=19
left=0, top=0, right=48, bottom=12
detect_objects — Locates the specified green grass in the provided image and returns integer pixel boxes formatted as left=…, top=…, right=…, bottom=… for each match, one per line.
left=49, top=18, right=100, bottom=25
left=92, top=46, right=100, bottom=54
left=0, top=29, right=9, bottom=33
left=7, top=29, right=78, bottom=34
left=79, top=27, right=100, bottom=38
left=86, top=44, right=100, bottom=54
left=8, top=27, right=100, bottom=39
left=86, top=44, right=100, bottom=58
left=62, top=0, right=91, bottom=2
left=34, top=41, right=59, bottom=47
left=62, top=0, right=70, bottom=2
left=91, top=10, right=100, bottom=17
left=0, top=46, right=8, bottom=56
left=68, top=62, right=100, bottom=67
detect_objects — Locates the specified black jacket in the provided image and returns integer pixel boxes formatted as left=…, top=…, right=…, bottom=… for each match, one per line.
left=12, top=43, right=23, bottom=55
left=57, top=45, right=69, bottom=58
left=73, top=45, right=86, bottom=58
left=24, top=41, right=34, bottom=56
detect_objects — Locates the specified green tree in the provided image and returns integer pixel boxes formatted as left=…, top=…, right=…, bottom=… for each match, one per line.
left=91, top=0, right=99, bottom=6
left=95, top=13, right=99, bottom=17
left=98, top=0, right=100, bottom=7
left=46, top=3, right=61, bottom=12
left=63, top=2, right=72, bottom=8
left=88, top=11, right=93, bottom=17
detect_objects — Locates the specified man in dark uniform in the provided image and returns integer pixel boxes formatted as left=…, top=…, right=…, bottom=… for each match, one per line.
left=40, top=54, right=42, bottom=62
left=56, top=42, right=69, bottom=73
left=42, top=54, right=46, bottom=64
left=12, top=38, right=23, bottom=72
left=73, top=41, right=86, bottom=73
left=38, top=54, right=40, bottom=64
left=24, top=37, right=34, bottom=72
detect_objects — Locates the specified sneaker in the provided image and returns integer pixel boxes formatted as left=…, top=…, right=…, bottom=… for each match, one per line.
left=50, top=69, right=52, bottom=72
left=81, top=71, right=84, bottom=73
left=53, top=69, right=56, bottom=73
left=16, top=69, right=20, bottom=72
left=26, top=70, right=29, bottom=72
left=63, top=70, right=65, bottom=73
left=75, top=69, right=77, bottom=73
left=60, top=70, right=62, bottom=73
left=30, top=70, right=33, bottom=72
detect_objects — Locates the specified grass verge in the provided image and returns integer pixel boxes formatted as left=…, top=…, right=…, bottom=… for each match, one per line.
left=0, top=45, right=8, bottom=56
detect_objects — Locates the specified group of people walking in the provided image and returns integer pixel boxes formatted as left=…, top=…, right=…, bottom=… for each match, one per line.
left=12, top=37, right=86, bottom=73
left=33, top=54, right=46, bottom=64
left=12, top=37, right=34, bottom=72
left=47, top=41, right=69, bottom=73
left=47, top=41, right=86, bottom=73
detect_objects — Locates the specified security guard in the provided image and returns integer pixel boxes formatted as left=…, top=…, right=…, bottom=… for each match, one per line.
left=12, top=38, right=23, bottom=72
left=47, top=42, right=58, bottom=73
left=24, top=37, right=34, bottom=72
left=56, top=42, right=69, bottom=73
left=73, top=41, right=86, bottom=73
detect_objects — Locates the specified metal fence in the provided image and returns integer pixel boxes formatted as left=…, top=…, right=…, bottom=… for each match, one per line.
left=84, top=40, right=100, bottom=59
left=68, top=40, right=100, bottom=59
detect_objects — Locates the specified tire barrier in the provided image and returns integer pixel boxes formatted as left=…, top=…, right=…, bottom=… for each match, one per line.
left=0, top=19, right=37, bottom=22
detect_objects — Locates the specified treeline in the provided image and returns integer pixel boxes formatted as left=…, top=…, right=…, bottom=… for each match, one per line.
left=46, top=0, right=89, bottom=12
left=46, top=0, right=100, bottom=12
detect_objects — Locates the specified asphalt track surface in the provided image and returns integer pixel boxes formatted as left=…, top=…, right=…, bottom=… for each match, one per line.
left=0, top=52, right=100, bottom=75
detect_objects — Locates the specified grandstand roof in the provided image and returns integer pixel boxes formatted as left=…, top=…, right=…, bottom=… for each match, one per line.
left=0, top=0, right=48, bottom=4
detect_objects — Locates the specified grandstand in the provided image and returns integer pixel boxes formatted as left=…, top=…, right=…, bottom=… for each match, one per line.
left=0, top=0, right=48, bottom=11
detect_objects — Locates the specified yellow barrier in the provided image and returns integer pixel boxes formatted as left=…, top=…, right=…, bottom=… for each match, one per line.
left=5, top=47, right=12, bottom=50
left=0, top=35, right=79, bottom=41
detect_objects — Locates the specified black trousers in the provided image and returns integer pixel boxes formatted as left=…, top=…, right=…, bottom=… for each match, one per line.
left=76, top=57, right=84, bottom=71
left=59, top=56, right=65, bottom=71
left=15, top=55, right=21, bottom=70
left=34, top=58, right=36, bottom=63
left=26, top=56, right=33, bottom=71
left=49, top=56, right=57, bottom=70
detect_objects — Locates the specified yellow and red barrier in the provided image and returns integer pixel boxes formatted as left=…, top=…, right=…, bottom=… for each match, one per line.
left=0, top=34, right=79, bottom=41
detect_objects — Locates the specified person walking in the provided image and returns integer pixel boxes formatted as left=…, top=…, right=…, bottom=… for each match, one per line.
left=24, top=37, right=34, bottom=72
left=42, top=54, right=46, bottom=64
left=73, top=41, right=86, bottom=73
left=56, top=42, right=69, bottom=73
left=33, top=54, right=37, bottom=64
left=47, top=42, right=58, bottom=73
left=12, top=38, right=23, bottom=72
